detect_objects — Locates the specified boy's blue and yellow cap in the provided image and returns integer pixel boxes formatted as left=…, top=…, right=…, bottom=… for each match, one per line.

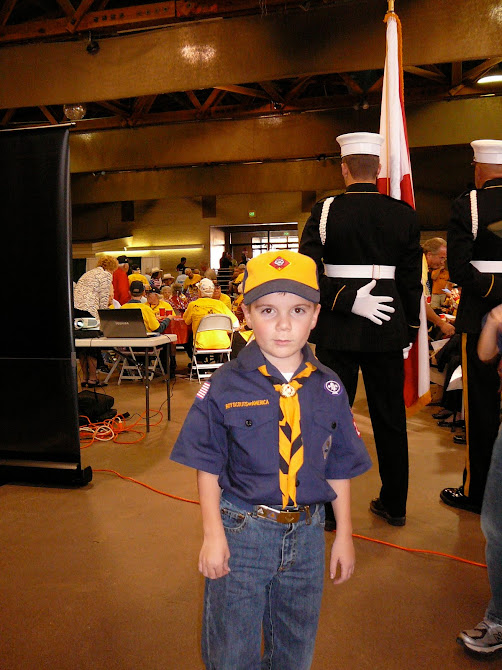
left=242, top=250, right=319, bottom=305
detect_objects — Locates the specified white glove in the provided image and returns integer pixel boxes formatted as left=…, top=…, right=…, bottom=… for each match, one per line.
left=402, top=342, right=413, bottom=359
left=351, top=280, right=395, bottom=325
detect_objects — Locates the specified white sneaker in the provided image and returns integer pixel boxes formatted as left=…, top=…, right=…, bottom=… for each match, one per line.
left=458, top=619, right=502, bottom=655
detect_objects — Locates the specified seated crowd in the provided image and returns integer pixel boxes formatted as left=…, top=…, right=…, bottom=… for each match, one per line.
left=74, top=252, right=252, bottom=385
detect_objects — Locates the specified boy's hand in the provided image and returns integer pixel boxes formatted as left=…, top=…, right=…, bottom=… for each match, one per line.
left=329, top=534, right=355, bottom=585
left=199, top=536, right=231, bottom=580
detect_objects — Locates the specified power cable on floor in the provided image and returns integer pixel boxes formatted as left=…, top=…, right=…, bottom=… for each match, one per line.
left=91, top=469, right=487, bottom=570
left=79, top=409, right=164, bottom=446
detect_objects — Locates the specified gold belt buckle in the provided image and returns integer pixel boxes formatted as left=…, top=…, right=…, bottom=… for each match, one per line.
left=256, top=505, right=310, bottom=524
left=372, top=264, right=381, bottom=280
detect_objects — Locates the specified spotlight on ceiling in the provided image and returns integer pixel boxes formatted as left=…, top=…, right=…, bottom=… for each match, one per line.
left=86, top=32, right=100, bottom=55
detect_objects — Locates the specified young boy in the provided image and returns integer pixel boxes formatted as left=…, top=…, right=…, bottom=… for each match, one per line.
left=170, top=250, right=371, bottom=670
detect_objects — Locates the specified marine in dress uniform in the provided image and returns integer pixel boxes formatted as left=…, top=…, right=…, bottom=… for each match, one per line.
left=300, top=132, right=422, bottom=525
left=440, top=139, right=502, bottom=514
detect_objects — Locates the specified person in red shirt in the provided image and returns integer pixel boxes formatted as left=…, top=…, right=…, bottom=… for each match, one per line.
left=112, top=255, right=131, bottom=305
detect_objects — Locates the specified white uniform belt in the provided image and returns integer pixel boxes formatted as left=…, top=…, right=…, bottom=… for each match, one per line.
left=470, top=260, right=502, bottom=273
left=324, top=264, right=396, bottom=279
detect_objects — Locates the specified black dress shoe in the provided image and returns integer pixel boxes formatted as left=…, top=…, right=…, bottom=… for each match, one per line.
left=453, top=434, right=466, bottom=445
left=432, top=409, right=453, bottom=420
left=440, top=486, right=481, bottom=514
left=369, top=498, right=406, bottom=526
left=437, top=419, right=465, bottom=429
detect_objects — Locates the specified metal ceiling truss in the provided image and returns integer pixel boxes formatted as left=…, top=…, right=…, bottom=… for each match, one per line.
left=1, top=59, right=501, bottom=132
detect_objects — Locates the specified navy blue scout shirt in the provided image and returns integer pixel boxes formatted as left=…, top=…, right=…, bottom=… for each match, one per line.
left=170, top=341, right=372, bottom=506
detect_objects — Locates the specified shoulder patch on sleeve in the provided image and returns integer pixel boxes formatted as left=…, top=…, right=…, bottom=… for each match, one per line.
left=196, top=381, right=211, bottom=400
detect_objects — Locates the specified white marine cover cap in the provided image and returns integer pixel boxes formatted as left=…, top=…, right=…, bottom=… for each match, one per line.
left=336, top=132, right=384, bottom=158
left=471, top=139, right=502, bottom=165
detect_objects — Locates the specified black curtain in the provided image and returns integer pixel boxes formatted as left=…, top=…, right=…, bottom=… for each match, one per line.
left=0, top=126, right=89, bottom=485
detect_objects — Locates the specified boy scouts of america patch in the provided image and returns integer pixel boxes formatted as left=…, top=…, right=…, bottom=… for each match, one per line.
left=196, top=381, right=211, bottom=400
left=324, top=380, right=341, bottom=395
left=270, top=256, right=290, bottom=271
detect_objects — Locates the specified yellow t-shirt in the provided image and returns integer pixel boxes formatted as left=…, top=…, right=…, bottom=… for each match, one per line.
left=218, top=292, right=232, bottom=310
left=121, top=301, right=160, bottom=332
left=128, top=272, right=150, bottom=287
left=183, top=298, right=238, bottom=349
left=183, top=274, right=202, bottom=290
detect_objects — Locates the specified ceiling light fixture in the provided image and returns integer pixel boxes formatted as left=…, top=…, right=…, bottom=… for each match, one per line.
left=124, top=244, right=205, bottom=252
left=63, top=103, right=87, bottom=120
left=478, top=73, right=502, bottom=84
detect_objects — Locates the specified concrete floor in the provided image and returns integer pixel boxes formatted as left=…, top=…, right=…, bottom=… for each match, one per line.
left=0, top=355, right=491, bottom=670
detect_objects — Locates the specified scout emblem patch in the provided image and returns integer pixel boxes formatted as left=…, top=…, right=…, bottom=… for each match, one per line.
left=325, top=380, right=341, bottom=395
left=269, top=256, right=290, bottom=271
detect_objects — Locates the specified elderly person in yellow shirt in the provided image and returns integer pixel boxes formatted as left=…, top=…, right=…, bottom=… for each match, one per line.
left=147, top=290, right=175, bottom=318
left=212, top=281, right=232, bottom=310
left=128, top=264, right=150, bottom=288
left=183, top=278, right=238, bottom=357
left=183, top=268, right=202, bottom=295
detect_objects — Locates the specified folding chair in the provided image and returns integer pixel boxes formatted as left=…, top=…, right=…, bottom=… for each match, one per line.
left=190, top=314, right=234, bottom=382
left=117, top=345, right=165, bottom=384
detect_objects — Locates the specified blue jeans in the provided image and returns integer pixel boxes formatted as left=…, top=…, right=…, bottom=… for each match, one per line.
left=482, top=426, right=502, bottom=625
left=202, top=497, right=326, bottom=670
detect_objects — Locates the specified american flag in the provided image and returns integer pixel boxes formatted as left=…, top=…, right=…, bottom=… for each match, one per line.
left=377, top=10, right=430, bottom=415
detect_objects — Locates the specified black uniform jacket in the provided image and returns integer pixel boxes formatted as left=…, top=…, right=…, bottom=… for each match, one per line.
left=448, top=178, right=502, bottom=334
left=299, top=183, right=422, bottom=352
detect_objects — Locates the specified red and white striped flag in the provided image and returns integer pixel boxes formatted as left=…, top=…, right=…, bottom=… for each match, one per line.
left=377, top=10, right=430, bottom=415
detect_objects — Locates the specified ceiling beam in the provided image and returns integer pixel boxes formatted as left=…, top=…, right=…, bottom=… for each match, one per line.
left=339, top=73, right=363, bottom=95
left=185, top=91, right=201, bottom=109
left=404, top=66, right=447, bottom=83
left=0, top=0, right=18, bottom=27
left=199, top=89, right=226, bottom=115
left=94, top=100, right=130, bottom=118
left=450, top=56, right=502, bottom=96
left=284, top=76, right=312, bottom=104
left=39, top=105, right=58, bottom=123
left=451, top=61, right=463, bottom=87
left=71, top=159, right=344, bottom=204
left=2, top=0, right=501, bottom=109
left=0, top=109, right=16, bottom=125
left=215, top=84, right=269, bottom=100
left=55, top=0, right=76, bottom=19
left=66, top=95, right=502, bottom=175
left=66, top=0, right=96, bottom=33
left=258, top=81, right=284, bottom=103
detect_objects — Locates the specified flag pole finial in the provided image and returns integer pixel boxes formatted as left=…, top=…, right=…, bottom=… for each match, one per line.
left=388, top=0, right=395, bottom=12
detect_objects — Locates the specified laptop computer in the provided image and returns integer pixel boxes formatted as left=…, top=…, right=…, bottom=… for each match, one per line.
left=98, top=309, right=159, bottom=338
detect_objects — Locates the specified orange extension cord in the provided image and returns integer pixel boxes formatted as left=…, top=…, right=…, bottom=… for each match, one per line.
left=81, top=410, right=487, bottom=570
